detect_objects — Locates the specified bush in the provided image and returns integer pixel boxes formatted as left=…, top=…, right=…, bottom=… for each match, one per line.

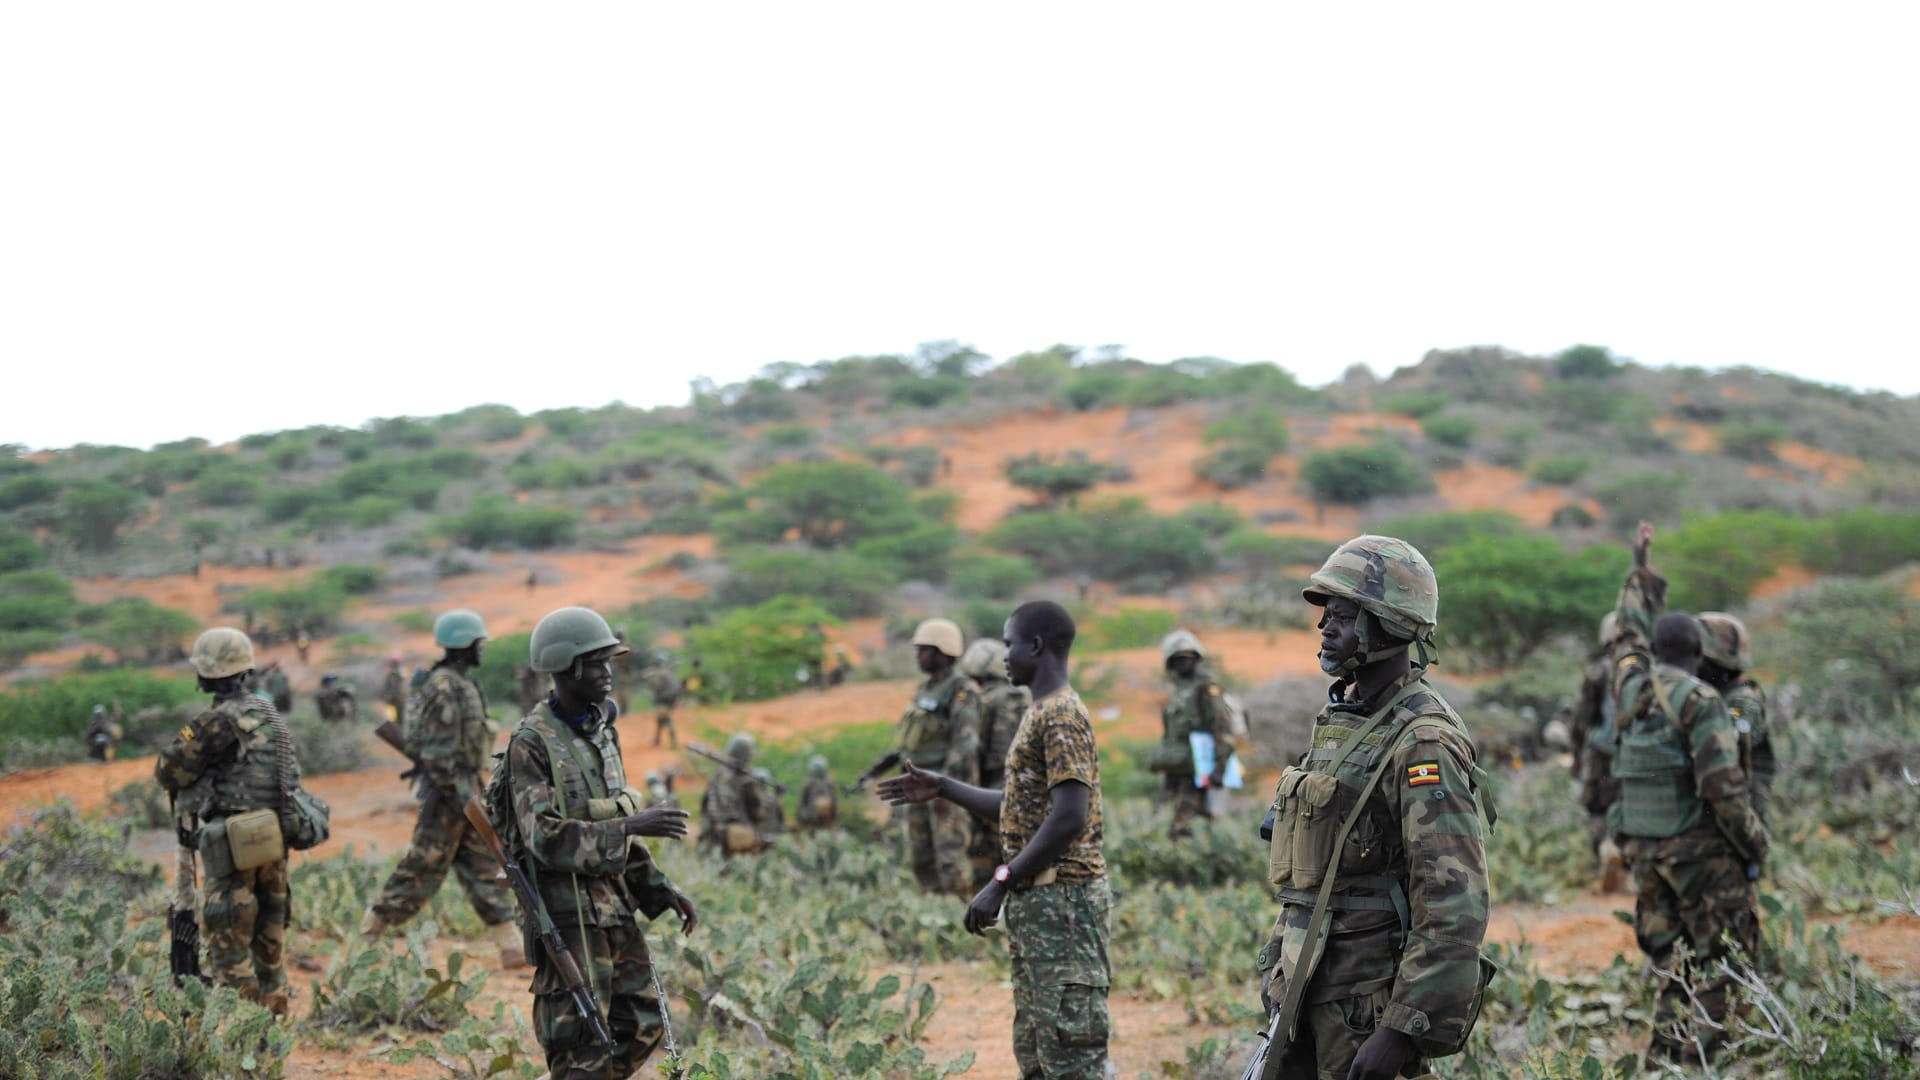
left=61, top=481, right=143, bottom=552
left=0, top=472, right=61, bottom=510
left=0, top=669, right=199, bottom=765
left=1421, top=414, right=1476, bottom=449
left=1060, top=366, right=1127, bottom=411
left=1377, top=390, right=1450, bottom=419
left=1371, top=510, right=1522, bottom=558
left=1548, top=503, right=1597, bottom=529
left=1594, top=467, right=1687, bottom=530
left=1196, top=411, right=1290, bottom=488
left=1529, top=454, right=1591, bottom=485
left=1084, top=607, right=1179, bottom=651
left=1433, top=536, right=1628, bottom=668
left=1217, top=530, right=1330, bottom=574
left=435, top=496, right=580, bottom=549
left=1552, top=343, right=1621, bottom=379
left=0, top=526, right=46, bottom=571
left=1005, top=451, right=1105, bottom=506
left=949, top=553, right=1039, bottom=600
left=285, top=707, right=373, bottom=775
left=1718, top=417, right=1790, bottom=461
left=985, top=501, right=1214, bottom=587
left=682, top=597, right=838, bottom=702
left=714, top=462, right=921, bottom=550
left=1119, top=367, right=1203, bottom=407
left=1660, top=509, right=1816, bottom=610
left=1300, top=442, right=1433, bottom=505
left=850, top=521, right=959, bottom=583
left=1544, top=381, right=1626, bottom=425
left=190, top=460, right=266, bottom=507
left=887, top=373, right=969, bottom=409
left=242, top=578, right=349, bottom=632
left=1770, top=576, right=1920, bottom=725
left=0, top=628, right=63, bottom=668
left=1809, top=508, right=1920, bottom=575
left=0, top=569, right=78, bottom=632
left=368, top=415, right=437, bottom=449
left=80, top=596, right=198, bottom=663
left=719, top=550, right=897, bottom=619
left=1176, top=502, right=1245, bottom=539
left=318, top=563, right=385, bottom=595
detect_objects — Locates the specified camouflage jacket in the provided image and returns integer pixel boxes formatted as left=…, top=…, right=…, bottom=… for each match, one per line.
left=1160, top=668, right=1238, bottom=776
left=699, top=769, right=762, bottom=839
left=897, top=666, right=983, bottom=781
left=1726, top=678, right=1775, bottom=826
left=156, top=693, right=296, bottom=820
left=796, top=776, right=838, bottom=828
left=382, top=669, right=406, bottom=711
left=1262, top=669, right=1489, bottom=1049
left=504, top=701, right=677, bottom=929
left=409, top=664, right=493, bottom=796
left=1608, top=566, right=1767, bottom=863
left=1568, top=650, right=1612, bottom=771
left=975, top=676, right=1031, bottom=789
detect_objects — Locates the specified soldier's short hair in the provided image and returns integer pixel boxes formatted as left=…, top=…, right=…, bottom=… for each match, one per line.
left=1009, top=600, right=1075, bottom=656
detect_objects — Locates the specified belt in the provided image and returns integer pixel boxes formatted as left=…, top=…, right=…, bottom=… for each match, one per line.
left=1275, top=874, right=1410, bottom=931
left=1013, top=866, right=1059, bottom=891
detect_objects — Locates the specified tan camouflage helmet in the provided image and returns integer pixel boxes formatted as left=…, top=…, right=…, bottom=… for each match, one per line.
left=1303, top=535, right=1439, bottom=641
left=1696, top=612, right=1752, bottom=672
left=911, top=617, right=965, bottom=659
left=958, top=638, right=1009, bottom=681
left=1160, top=628, right=1206, bottom=663
left=1598, top=611, right=1619, bottom=647
left=190, top=627, right=257, bottom=679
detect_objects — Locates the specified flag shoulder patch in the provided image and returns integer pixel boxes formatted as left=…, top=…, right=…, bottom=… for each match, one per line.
left=1406, top=760, right=1442, bottom=787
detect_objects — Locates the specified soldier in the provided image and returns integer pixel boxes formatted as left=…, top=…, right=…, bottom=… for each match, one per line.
left=263, top=661, right=292, bottom=714
left=154, top=627, right=299, bottom=1015
left=644, top=770, right=677, bottom=809
left=515, top=663, right=542, bottom=718
left=642, top=653, right=682, bottom=748
left=315, top=675, right=357, bottom=724
left=611, top=627, right=633, bottom=716
left=878, top=600, right=1110, bottom=1079
left=360, top=610, right=522, bottom=966
left=752, top=767, right=785, bottom=838
left=1695, top=612, right=1776, bottom=825
left=84, top=703, right=122, bottom=762
left=865, top=618, right=983, bottom=899
left=826, top=646, right=853, bottom=687
left=294, top=626, right=311, bottom=665
left=1609, top=524, right=1767, bottom=1066
left=698, top=733, right=764, bottom=855
left=796, top=756, right=839, bottom=833
left=1151, top=629, right=1239, bottom=839
left=1255, top=535, right=1493, bottom=1080
left=959, top=638, right=1030, bottom=887
left=1570, top=612, right=1627, bottom=890
left=502, top=606, right=697, bottom=1079
left=382, top=654, right=407, bottom=719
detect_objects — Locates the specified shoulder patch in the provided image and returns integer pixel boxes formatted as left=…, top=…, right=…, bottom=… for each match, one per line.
left=1207, top=684, right=1222, bottom=697
left=179, top=725, right=196, bottom=742
left=1406, top=760, right=1442, bottom=787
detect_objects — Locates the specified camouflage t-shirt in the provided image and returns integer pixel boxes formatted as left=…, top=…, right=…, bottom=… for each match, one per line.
left=999, top=688, right=1105, bottom=884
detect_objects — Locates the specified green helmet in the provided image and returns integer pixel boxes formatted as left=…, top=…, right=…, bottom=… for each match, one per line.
left=726, top=732, right=756, bottom=762
left=1303, top=535, right=1438, bottom=671
left=958, top=638, right=1009, bottom=682
left=1696, top=612, right=1751, bottom=672
left=528, top=606, right=626, bottom=674
left=191, top=627, right=256, bottom=679
left=433, top=608, right=490, bottom=649
left=1160, top=628, right=1206, bottom=663
left=808, top=755, right=828, bottom=777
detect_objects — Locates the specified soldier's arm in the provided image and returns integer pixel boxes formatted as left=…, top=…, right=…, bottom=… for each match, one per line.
left=413, top=681, right=467, bottom=793
left=621, top=829, right=683, bottom=919
left=943, top=685, right=983, bottom=786
left=1686, top=690, right=1768, bottom=862
left=506, top=733, right=630, bottom=878
left=1201, top=681, right=1239, bottom=761
left=1381, top=724, right=1490, bottom=1049
left=154, top=710, right=237, bottom=794
left=1612, top=564, right=1667, bottom=656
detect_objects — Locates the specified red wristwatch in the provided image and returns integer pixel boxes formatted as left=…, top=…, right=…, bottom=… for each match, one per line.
left=993, top=864, right=1011, bottom=885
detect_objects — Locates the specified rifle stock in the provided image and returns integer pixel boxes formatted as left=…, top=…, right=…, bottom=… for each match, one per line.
left=846, top=749, right=903, bottom=795
left=372, top=720, right=425, bottom=781
left=463, top=797, right=614, bottom=1048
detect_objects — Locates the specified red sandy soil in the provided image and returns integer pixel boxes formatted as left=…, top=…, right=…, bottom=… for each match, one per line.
left=1749, top=564, right=1820, bottom=601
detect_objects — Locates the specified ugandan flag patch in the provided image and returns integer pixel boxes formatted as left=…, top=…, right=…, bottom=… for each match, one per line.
left=1406, top=761, right=1442, bottom=787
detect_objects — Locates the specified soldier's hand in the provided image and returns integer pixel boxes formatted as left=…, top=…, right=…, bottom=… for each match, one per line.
left=963, top=880, right=1005, bottom=936
left=1634, top=520, right=1654, bottom=566
left=668, top=889, right=698, bottom=935
left=1347, top=1026, right=1413, bottom=1080
left=875, top=760, right=942, bottom=806
left=622, top=806, right=690, bottom=838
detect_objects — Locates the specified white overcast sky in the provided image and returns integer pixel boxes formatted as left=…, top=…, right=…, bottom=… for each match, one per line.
left=3, top=3, right=1916, bottom=450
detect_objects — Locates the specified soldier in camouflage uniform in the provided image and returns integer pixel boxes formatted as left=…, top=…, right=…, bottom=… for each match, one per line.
left=752, top=767, right=786, bottom=838
left=1256, top=536, right=1494, bottom=1080
left=360, top=610, right=521, bottom=966
left=501, top=606, right=698, bottom=1080
left=262, top=661, right=293, bottom=715
left=880, top=600, right=1109, bottom=1079
left=1570, top=612, right=1627, bottom=890
left=155, top=627, right=299, bottom=1016
left=315, top=674, right=357, bottom=724
left=960, top=638, right=1030, bottom=887
left=641, top=655, right=682, bottom=748
left=796, top=756, right=839, bottom=832
left=698, top=733, right=765, bottom=855
left=1695, top=612, right=1776, bottom=825
left=1153, top=629, right=1239, bottom=839
left=874, top=617, right=983, bottom=899
left=85, top=703, right=123, bottom=762
left=1608, top=524, right=1768, bottom=1065
left=382, top=654, right=406, bottom=719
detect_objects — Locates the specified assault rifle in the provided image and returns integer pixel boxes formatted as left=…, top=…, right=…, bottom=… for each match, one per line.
left=167, top=796, right=204, bottom=986
left=464, top=797, right=614, bottom=1048
left=687, top=743, right=787, bottom=795
left=845, top=749, right=902, bottom=796
left=1238, top=1007, right=1284, bottom=1080
left=372, top=720, right=424, bottom=782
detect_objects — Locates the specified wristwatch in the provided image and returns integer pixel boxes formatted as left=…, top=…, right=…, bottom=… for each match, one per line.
left=993, top=864, right=1012, bottom=885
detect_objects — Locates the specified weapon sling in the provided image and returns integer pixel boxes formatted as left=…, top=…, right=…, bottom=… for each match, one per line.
left=1260, top=682, right=1426, bottom=1080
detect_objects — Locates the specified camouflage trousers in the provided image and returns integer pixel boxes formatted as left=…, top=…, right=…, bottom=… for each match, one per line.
left=1260, top=985, right=1420, bottom=1080
left=532, top=922, right=665, bottom=1080
left=1578, top=747, right=1620, bottom=856
left=652, top=712, right=677, bottom=748
left=1165, top=774, right=1208, bottom=838
left=1007, top=878, right=1112, bottom=1080
left=204, top=859, right=290, bottom=1015
left=370, top=788, right=516, bottom=928
left=1628, top=842, right=1758, bottom=1058
left=908, top=800, right=972, bottom=898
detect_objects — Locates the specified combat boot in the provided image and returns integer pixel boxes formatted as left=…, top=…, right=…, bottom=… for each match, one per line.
left=490, top=920, right=528, bottom=968
left=1597, top=837, right=1627, bottom=893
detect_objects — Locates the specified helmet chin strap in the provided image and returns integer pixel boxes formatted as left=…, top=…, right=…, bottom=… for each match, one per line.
left=1334, top=611, right=1414, bottom=674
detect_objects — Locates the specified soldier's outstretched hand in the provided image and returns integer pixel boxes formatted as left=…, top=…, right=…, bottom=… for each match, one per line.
left=876, top=759, right=942, bottom=806
left=1633, top=520, right=1654, bottom=567
left=623, top=806, right=690, bottom=838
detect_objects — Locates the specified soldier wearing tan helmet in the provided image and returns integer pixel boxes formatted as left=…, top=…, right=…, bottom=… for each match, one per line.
left=1694, top=612, right=1774, bottom=824
left=889, top=617, right=984, bottom=898
left=1570, top=610, right=1626, bottom=890
left=1152, top=628, right=1239, bottom=839
left=154, top=627, right=301, bottom=1015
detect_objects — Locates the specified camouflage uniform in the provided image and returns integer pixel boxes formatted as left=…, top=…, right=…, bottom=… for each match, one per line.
left=643, top=664, right=682, bottom=748
left=264, top=667, right=292, bottom=714
left=1569, top=645, right=1619, bottom=852
left=504, top=700, right=682, bottom=1080
left=1001, top=689, right=1109, bottom=1080
left=898, top=665, right=983, bottom=897
left=796, top=771, right=839, bottom=832
left=85, top=704, right=122, bottom=762
left=1156, top=662, right=1237, bottom=838
left=1725, top=678, right=1775, bottom=825
left=368, top=665, right=514, bottom=928
left=382, top=664, right=406, bottom=717
left=315, top=679, right=356, bottom=724
left=699, top=741, right=765, bottom=855
left=961, top=640, right=1031, bottom=885
left=155, top=692, right=296, bottom=1015
left=1608, top=568, right=1767, bottom=1061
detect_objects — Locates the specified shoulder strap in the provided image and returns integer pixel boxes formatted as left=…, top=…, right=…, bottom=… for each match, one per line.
left=1316, top=679, right=1428, bottom=776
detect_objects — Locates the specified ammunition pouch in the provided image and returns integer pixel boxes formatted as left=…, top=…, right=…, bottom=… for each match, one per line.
left=226, top=808, right=286, bottom=871
left=1146, top=741, right=1190, bottom=773
left=812, top=796, right=835, bottom=821
left=723, top=823, right=758, bottom=854
left=1267, top=766, right=1341, bottom=890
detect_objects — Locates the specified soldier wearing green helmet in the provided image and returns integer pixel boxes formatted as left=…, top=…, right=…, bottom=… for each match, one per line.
left=361, top=610, right=521, bottom=965
left=493, top=605, right=698, bottom=1080
left=1254, top=535, right=1494, bottom=1080
left=796, top=755, right=840, bottom=833
left=700, top=733, right=767, bottom=855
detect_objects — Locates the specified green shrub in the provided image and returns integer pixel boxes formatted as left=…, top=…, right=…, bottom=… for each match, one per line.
left=79, top=596, right=198, bottom=662
left=1717, top=417, right=1790, bottom=461
left=1371, top=510, right=1522, bottom=558
left=507, top=456, right=596, bottom=491
left=1176, top=502, right=1245, bottom=539
left=0, top=472, right=61, bottom=510
left=1060, top=366, right=1127, bottom=411
left=683, top=597, right=838, bottom=702
left=1528, top=454, right=1591, bottom=485
left=719, top=550, right=897, bottom=618
left=1005, top=451, right=1105, bottom=506
left=887, top=373, right=969, bottom=408
left=1119, top=367, right=1203, bottom=407
left=850, top=521, right=960, bottom=583
left=1377, top=390, right=1450, bottom=418
left=1217, top=530, right=1330, bottom=573
left=1594, top=467, right=1686, bottom=530
left=1551, top=343, right=1621, bottom=379
left=1809, top=508, right=1920, bottom=574
left=318, top=563, right=384, bottom=595
left=343, top=494, right=406, bottom=527
left=1420, top=413, right=1476, bottom=449
left=1300, top=442, right=1432, bottom=505
left=435, top=496, right=580, bottom=549
left=1769, top=575, right=1920, bottom=724
left=0, top=569, right=78, bottom=632
left=308, top=930, right=488, bottom=1033
left=0, top=527, right=46, bottom=572
left=1660, top=509, right=1815, bottom=610
left=1084, top=607, right=1179, bottom=651
left=0, top=669, right=197, bottom=768
left=985, top=502, right=1214, bottom=586
left=1196, top=411, right=1290, bottom=488
left=949, top=552, right=1039, bottom=600
left=0, top=628, right=63, bottom=669
left=61, top=481, right=143, bottom=552
left=715, top=463, right=921, bottom=549
left=368, top=415, right=437, bottom=449
left=191, top=460, right=266, bottom=507
left=1433, top=536, right=1628, bottom=668
left=242, top=578, right=349, bottom=632
left=1544, top=381, right=1625, bottom=425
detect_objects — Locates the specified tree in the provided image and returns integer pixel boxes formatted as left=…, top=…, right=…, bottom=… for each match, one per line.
left=0, top=570, right=79, bottom=633
left=683, top=597, right=839, bottom=703
left=0, top=528, right=46, bottom=572
left=1553, top=344, right=1622, bottom=379
left=1005, top=452, right=1105, bottom=507
left=717, top=550, right=895, bottom=618
left=1433, top=536, right=1627, bottom=668
left=714, top=463, right=919, bottom=549
left=83, top=597, right=199, bottom=663
left=1196, top=411, right=1290, bottom=488
left=61, top=482, right=143, bottom=552
left=1300, top=443, right=1432, bottom=506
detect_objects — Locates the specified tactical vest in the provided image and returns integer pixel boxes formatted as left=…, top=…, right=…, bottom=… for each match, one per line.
left=204, top=697, right=285, bottom=819
left=899, top=672, right=964, bottom=768
left=503, top=702, right=638, bottom=926
left=1156, top=675, right=1216, bottom=773
left=977, top=679, right=1028, bottom=787
left=1612, top=668, right=1708, bottom=838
